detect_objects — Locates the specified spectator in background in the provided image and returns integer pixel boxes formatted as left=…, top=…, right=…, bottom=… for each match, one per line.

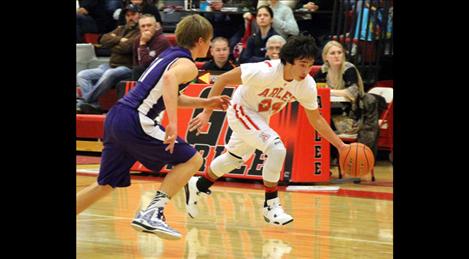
left=314, top=40, right=381, bottom=158
left=239, top=5, right=278, bottom=64
left=77, top=4, right=141, bottom=114
left=295, top=0, right=334, bottom=47
left=201, top=0, right=245, bottom=49
left=104, top=0, right=123, bottom=13
left=295, top=1, right=319, bottom=39
left=202, top=37, right=237, bottom=72
left=262, top=0, right=299, bottom=39
left=132, top=14, right=171, bottom=80
left=265, top=35, right=285, bottom=60
left=299, top=1, right=319, bottom=11
left=118, top=0, right=162, bottom=25
left=77, top=0, right=116, bottom=42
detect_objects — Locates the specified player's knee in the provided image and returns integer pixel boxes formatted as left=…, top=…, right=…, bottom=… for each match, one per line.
left=189, top=152, right=204, bottom=169
left=263, top=140, right=286, bottom=183
left=210, top=152, right=243, bottom=177
left=265, top=139, right=286, bottom=159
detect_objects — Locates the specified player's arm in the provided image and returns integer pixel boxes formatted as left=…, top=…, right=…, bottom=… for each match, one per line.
left=304, top=108, right=349, bottom=151
left=178, top=94, right=230, bottom=110
left=161, top=58, right=198, bottom=153
left=188, top=67, right=242, bottom=133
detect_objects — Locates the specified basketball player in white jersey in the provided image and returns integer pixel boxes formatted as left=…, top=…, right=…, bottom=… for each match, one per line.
left=184, top=35, right=350, bottom=225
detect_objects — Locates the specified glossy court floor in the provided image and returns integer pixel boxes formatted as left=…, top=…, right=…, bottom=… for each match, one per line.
left=77, top=157, right=393, bottom=259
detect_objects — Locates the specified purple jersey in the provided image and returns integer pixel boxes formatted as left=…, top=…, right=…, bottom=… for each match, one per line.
left=118, top=47, right=194, bottom=120
left=97, top=46, right=198, bottom=187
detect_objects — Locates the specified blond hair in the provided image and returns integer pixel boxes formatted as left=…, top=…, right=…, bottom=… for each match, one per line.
left=321, top=40, right=364, bottom=95
left=175, top=14, right=213, bottom=49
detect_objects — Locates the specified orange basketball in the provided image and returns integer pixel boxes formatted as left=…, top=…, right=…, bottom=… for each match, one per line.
left=339, top=143, right=375, bottom=177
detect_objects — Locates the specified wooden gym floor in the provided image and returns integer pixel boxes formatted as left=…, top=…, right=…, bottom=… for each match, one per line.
left=77, top=157, right=393, bottom=259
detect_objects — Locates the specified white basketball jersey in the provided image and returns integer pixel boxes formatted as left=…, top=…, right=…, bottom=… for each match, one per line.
left=232, top=59, right=319, bottom=120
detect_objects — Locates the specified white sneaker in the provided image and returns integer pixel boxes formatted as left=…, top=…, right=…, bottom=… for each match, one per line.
left=263, top=197, right=294, bottom=225
left=131, top=208, right=182, bottom=240
left=184, top=176, right=211, bottom=218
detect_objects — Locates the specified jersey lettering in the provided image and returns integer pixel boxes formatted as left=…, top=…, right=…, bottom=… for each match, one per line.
left=258, top=89, right=269, bottom=97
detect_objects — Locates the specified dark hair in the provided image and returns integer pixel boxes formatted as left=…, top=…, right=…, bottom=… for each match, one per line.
left=256, top=5, right=274, bottom=18
left=280, top=34, right=319, bottom=65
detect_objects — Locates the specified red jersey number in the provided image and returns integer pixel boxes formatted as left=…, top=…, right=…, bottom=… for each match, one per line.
left=258, top=99, right=284, bottom=113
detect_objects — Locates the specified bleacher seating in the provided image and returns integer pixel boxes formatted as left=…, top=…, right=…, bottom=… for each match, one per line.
left=83, top=33, right=100, bottom=44
left=310, top=65, right=321, bottom=77
left=164, top=33, right=176, bottom=46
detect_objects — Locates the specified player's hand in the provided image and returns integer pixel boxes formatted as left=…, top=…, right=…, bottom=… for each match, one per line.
left=338, top=143, right=350, bottom=155
left=164, top=123, right=177, bottom=154
left=188, top=111, right=211, bottom=136
left=206, top=95, right=231, bottom=110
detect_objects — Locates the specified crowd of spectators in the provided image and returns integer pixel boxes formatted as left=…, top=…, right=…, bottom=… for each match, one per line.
left=77, top=0, right=392, bottom=115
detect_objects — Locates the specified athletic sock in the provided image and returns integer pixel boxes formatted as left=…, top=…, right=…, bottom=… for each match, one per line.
left=196, top=174, right=216, bottom=193
left=146, top=190, right=170, bottom=210
left=264, top=186, right=278, bottom=207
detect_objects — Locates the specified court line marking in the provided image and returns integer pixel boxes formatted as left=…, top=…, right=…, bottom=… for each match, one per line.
left=78, top=213, right=392, bottom=245
left=77, top=169, right=99, bottom=175
left=77, top=213, right=132, bottom=222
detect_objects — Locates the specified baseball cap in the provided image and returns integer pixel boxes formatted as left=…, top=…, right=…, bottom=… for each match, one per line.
left=124, top=4, right=141, bottom=13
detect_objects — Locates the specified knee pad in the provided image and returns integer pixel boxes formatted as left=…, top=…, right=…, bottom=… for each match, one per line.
left=210, top=152, right=244, bottom=177
left=262, top=139, right=286, bottom=183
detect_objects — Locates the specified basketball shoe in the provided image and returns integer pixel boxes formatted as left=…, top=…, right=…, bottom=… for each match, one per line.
left=131, top=207, right=182, bottom=240
left=184, top=176, right=211, bottom=218
left=263, top=197, right=294, bottom=225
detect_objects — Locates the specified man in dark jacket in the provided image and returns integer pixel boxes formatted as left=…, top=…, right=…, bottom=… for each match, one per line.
left=118, top=0, right=162, bottom=25
left=202, top=37, right=237, bottom=72
left=132, top=14, right=171, bottom=80
left=77, top=4, right=141, bottom=114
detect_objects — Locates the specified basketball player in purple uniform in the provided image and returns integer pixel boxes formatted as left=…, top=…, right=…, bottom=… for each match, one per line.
left=77, top=14, right=230, bottom=240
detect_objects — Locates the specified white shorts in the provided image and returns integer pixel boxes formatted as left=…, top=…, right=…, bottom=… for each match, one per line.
left=225, top=103, right=280, bottom=161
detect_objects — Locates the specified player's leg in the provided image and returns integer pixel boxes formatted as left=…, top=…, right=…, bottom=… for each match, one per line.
left=132, top=151, right=202, bottom=240
left=76, top=182, right=113, bottom=215
left=227, top=104, right=293, bottom=225
left=261, top=138, right=293, bottom=225
left=185, top=131, right=252, bottom=218
left=77, top=106, right=136, bottom=214
left=129, top=119, right=202, bottom=239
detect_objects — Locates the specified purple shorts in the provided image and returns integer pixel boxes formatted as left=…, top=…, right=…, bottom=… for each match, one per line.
left=97, top=104, right=197, bottom=188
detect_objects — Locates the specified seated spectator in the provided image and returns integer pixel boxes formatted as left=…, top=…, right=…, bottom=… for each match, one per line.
left=77, top=0, right=116, bottom=43
left=265, top=35, right=285, bottom=60
left=202, top=37, right=237, bottom=72
left=314, top=40, right=382, bottom=157
left=117, top=0, right=162, bottom=25
left=261, top=0, right=299, bottom=39
left=132, top=14, right=171, bottom=80
left=298, top=1, right=319, bottom=11
left=201, top=0, right=244, bottom=42
left=77, top=4, right=141, bottom=114
left=295, top=0, right=334, bottom=46
left=239, top=5, right=278, bottom=64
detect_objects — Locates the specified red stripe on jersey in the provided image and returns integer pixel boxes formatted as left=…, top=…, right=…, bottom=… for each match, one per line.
left=239, top=106, right=260, bottom=130
left=264, top=61, right=272, bottom=67
left=234, top=104, right=251, bottom=130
